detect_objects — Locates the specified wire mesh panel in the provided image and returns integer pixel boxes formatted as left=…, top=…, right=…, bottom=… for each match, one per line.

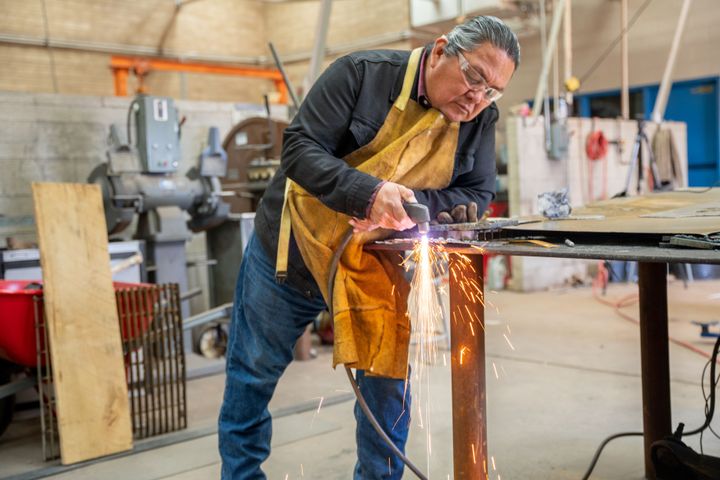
left=34, top=295, right=59, bottom=461
left=35, top=283, right=187, bottom=460
left=117, top=284, right=187, bottom=440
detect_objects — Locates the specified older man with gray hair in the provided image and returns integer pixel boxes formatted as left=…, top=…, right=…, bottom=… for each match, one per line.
left=219, top=15, right=520, bottom=480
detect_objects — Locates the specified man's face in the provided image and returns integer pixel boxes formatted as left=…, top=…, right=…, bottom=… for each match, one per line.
left=425, top=37, right=515, bottom=123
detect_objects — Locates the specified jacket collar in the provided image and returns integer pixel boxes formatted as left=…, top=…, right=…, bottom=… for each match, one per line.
left=389, top=43, right=484, bottom=124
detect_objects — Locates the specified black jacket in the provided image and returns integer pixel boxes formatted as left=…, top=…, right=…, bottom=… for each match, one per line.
left=254, top=47, right=499, bottom=298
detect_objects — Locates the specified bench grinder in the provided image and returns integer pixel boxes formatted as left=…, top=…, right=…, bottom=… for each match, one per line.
left=88, top=95, right=230, bottom=318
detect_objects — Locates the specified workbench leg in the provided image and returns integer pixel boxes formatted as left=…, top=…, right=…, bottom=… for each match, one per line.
left=638, top=262, right=671, bottom=480
left=449, top=253, right=487, bottom=479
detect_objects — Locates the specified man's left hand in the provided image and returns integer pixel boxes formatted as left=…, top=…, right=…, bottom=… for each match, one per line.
left=436, top=202, right=479, bottom=224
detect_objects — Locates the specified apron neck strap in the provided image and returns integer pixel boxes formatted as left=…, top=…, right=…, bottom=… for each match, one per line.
left=394, top=48, right=423, bottom=112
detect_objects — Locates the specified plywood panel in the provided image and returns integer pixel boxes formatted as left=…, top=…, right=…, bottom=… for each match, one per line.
left=32, top=182, right=132, bottom=464
left=508, top=188, right=720, bottom=236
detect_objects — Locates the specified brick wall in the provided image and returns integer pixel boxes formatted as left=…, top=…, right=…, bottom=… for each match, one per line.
left=0, top=0, right=410, bottom=103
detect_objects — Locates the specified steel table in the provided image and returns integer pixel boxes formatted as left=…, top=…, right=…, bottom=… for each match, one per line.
left=368, top=238, right=720, bottom=480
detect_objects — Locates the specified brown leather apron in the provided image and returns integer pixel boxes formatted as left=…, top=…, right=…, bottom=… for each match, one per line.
left=276, top=48, right=459, bottom=378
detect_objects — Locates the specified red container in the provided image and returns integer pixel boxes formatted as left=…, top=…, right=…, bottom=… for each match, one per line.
left=0, top=280, right=44, bottom=367
left=0, top=280, right=156, bottom=368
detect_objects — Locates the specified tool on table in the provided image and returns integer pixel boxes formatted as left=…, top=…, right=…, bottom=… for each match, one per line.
left=403, top=202, right=430, bottom=234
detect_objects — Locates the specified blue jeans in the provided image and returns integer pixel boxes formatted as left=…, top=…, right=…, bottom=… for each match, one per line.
left=218, top=233, right=411, bottom=480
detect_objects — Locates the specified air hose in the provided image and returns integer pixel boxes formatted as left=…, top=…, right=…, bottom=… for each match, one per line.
left=328, top=229, right=428, bottom=480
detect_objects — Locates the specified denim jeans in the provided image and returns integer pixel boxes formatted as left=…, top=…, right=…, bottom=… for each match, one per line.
left=218, top=233, right=412, bottom=480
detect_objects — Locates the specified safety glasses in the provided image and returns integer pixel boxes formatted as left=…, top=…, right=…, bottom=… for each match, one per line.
left=457, top=52, right=503, bottom=103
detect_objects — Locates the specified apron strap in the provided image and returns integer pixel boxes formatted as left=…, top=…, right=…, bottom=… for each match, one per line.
left=394, top=48, right=423, bottom=112
left=275, top=178, right=293, bottom=282
left=275, top=47, right=423, bottom=281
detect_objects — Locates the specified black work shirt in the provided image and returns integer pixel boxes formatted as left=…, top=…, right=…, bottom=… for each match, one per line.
left=254, top=47, right=499, bottom=298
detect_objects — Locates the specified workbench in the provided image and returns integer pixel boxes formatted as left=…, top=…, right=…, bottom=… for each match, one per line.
left=369, top=234, right=720, bottom=480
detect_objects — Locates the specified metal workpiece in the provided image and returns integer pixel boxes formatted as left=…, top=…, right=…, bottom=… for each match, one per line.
left=428, top=218, right=519, bottom=232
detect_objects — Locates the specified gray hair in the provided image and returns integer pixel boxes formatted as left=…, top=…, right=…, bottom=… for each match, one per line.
left=444, top=15, right=520, bottom=69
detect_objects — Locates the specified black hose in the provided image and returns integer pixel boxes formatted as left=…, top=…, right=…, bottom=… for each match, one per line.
left=328, top=230, right=428, bottom=480
left=581, top=432, right=643, bottom=480
left=583, top=333, right=720, bottom=479
left=685, top=333, right=720, bottom=435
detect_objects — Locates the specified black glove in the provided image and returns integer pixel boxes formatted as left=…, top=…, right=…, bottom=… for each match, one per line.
left=436, top=202, right=479, bottom=224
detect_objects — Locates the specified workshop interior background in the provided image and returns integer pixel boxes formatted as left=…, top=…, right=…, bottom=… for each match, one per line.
left=1, top=0, right=720, bottom=479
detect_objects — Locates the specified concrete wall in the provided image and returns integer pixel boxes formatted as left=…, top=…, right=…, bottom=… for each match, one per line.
left=505, top=115, right=687, bottom=291
left=0, top=91, right=258, bottom=312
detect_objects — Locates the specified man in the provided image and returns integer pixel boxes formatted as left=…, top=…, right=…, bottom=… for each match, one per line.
left=219, top=15, right=519, bottom=480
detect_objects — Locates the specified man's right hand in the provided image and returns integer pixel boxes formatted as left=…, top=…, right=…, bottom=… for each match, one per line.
left=349, top=182, right=417, bottom=233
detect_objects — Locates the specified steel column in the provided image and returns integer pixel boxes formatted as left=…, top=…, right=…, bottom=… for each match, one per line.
left=638, top=262, right=672, bottom=480
left=449, top=253, right=487, bottom=479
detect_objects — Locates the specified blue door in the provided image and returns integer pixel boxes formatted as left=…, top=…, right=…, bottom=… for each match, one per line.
left=657, top=78, right=720, bottom=187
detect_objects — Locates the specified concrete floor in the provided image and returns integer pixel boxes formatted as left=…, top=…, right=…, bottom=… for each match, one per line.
left=1, top=278, right=719, bottom=479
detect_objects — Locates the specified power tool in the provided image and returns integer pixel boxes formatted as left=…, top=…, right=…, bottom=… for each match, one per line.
left=403, top=202, right=430, bottom=234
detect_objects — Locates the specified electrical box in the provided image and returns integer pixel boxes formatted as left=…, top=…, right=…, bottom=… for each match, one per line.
left=135, top=96, right=181, bottom=174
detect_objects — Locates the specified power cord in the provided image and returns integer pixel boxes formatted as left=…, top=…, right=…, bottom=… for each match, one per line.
left=582, top=332, right=720, bottom=479
left=327, top=230, right=428, bottom=480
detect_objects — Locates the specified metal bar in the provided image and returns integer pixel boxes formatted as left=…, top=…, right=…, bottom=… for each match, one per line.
left=41, top=297, right=57, bottom=461
left=158, top=286, right=170, bottom=434
left=131, top=288, right=143, bottom=437
left=119, top=290, right=134, bottom=436
left=0, top=374, right=35, bottom=399
left=651, top=0, right=694, bottom=123
left=131, top=287, right=148, bottom=439
left=532, top=0, right=568, bottom=118
left=183, top=302, right=233, bottom=330
left=109, top=56, right=284, bottom=80
left=449, top=253, right=487, bottom=479
left=563, top=0, right=573, bottom=106
left=304, top=0, right=333, bottom=92
left=174, top=284, right=188, bottom=429
left=620, top=0, right=630, bottom=120
left=268, top=42, right=301, bottom=110
left=638, top=262, right=672, bottom=480
left=163, top=285, right=176, bottom=432
left=146, top=286, right=158, bottom=437
left=34, top=295, right=48, bottom=461
left=113, top=68, right=129, bottom=96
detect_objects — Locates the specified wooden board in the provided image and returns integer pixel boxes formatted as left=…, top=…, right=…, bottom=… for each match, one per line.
left=506, top=188, right=720, bottom=236
left=32, top=183, right=132, bottom=464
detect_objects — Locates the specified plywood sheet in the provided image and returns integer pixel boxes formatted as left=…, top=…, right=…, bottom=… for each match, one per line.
left=507, top=188, right=720, bottom=236
left=32, top=183, right=132, bottom=464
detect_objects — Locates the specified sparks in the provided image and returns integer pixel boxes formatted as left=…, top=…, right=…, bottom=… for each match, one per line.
left=310, top=396, right=324, bottom=429
left=492, top=361, right=499, bottom=379
left=491, top=455, right=496, bottom=471
left=471, top=443, right=477, bottom=464
left=459, top=346, right=468, bottom=365
left=502, top=333, right=515, bottom=351
left=406, top=234, right=444, bottom=477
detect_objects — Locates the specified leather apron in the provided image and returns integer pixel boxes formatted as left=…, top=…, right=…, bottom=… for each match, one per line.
left=276, top=48, right=459, bottom=379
